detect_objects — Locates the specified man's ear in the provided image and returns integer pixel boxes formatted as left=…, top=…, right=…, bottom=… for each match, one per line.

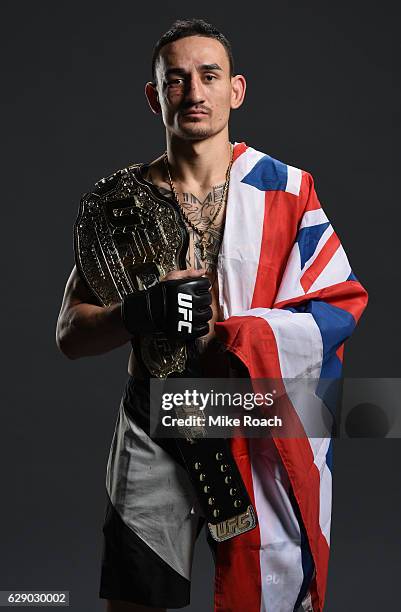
left=230, top=74, right=247, bottom=110
left=145, top=81, right=161, bottom=114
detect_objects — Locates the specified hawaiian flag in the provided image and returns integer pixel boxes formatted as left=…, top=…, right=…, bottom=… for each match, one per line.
left=214, top=142, right=368, bottom=611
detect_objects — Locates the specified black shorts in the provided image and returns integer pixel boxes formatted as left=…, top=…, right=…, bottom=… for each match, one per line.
left=99, top=374, right=216, bottom=609
left=100, top=490, right=208, bottom=608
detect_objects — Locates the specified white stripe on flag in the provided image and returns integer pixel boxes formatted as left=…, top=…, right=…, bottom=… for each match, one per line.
left=274, top=245, right=305, bottom=303
left=313, top=437, right=332, bottom=546
left=250, top=437, right=304, bottom=612
left=286, top=164, right=303, bottom=196
left=307, top=244, right=351, bottom=293
left=218, top=147, right=266, bottom=319
left=247, top=308, right=324, bottom=379
left=299, top=208, right=329, bottom=229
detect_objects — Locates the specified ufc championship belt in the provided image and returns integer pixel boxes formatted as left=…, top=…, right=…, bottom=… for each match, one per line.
left=74, top=163, right=257, bottom=541
left=74, top=163, right=189, bottom=378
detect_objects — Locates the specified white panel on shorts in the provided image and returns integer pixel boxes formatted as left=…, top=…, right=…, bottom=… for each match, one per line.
left=106, top=398, right=202, bottom=580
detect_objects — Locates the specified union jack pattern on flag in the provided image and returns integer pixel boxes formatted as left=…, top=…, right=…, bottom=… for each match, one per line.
left=213, top=142, right=369, bottom=611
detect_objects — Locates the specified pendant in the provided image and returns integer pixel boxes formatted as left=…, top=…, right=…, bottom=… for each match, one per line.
left=195, top=237, right=207, bottom=261
left=201, top=236, right=213, bottom=261
left=201, top=240, right=208, bottom=261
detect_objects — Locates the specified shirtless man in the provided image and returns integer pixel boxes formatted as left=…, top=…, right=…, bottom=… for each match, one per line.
left=56, top=18, right=246, bottom=612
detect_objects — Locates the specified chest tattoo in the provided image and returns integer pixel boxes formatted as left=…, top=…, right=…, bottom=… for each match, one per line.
left=154, top=184, right=226, bottom=276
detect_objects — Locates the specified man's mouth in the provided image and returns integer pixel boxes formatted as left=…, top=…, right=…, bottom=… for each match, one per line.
left=182, top=110, right=208, bottom=117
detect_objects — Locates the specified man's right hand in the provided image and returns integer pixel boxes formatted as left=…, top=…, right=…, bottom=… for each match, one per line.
left=121, top=268, right=213, bottom=341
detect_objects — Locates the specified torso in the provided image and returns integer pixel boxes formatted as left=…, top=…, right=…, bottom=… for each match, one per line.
left=128, top=155, right=232, bottom=378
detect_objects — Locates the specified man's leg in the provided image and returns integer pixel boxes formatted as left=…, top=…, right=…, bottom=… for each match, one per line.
left=105, top=599, right=165, bottom=612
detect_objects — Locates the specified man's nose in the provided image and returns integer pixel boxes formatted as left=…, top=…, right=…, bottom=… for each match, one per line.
left=184, top=74, right=205, bottom=102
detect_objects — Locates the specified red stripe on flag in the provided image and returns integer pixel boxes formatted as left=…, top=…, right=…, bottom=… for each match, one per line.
left=233, top=141, right=248, bottom=163
left=214, top=433, right=262, bottom=612
left=302, top=171, right=323, bottom=212
left=214, top=320, right=261, bottom=612
left=336, top=343, right=344, bottom=363
left=274, top=280, right=369, bottom=324
left=252, top=190, right=304, bottom=306
left=300, top=231, right=341, bottom=293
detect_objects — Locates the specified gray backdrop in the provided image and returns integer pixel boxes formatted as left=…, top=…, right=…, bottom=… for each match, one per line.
left=1, top=1, right=398, bottom=611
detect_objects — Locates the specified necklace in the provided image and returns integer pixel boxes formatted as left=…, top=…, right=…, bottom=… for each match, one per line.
left=163, top=142, right=234, bottom=262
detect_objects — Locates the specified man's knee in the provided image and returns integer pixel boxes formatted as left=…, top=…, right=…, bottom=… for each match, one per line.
left=105, top=598, right=166, bottom=612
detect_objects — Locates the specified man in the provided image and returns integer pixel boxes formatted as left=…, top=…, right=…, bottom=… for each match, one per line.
left=56, top=18, right=368, bottom=612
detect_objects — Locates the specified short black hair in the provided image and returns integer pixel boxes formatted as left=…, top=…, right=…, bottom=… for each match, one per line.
left=151, top=18, right=234, bottom=85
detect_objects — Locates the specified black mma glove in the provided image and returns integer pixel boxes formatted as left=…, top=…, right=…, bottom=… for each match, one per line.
left=121, top=276, right=213, bottom=341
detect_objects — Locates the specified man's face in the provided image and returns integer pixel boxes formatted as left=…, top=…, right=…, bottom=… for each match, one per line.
left=153, top=36, right=235, bottom=141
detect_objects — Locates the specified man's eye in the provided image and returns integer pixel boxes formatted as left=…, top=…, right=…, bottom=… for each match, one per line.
left=168, top=79, right=184, bottom=85
left=205, top=74, right=217, bottom=81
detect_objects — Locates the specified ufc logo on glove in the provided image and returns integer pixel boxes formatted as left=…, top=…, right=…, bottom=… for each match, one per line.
left=178, top=292, right=193, bottom=333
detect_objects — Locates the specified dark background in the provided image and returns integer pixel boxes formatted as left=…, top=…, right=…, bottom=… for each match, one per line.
left=1, top=1, right=398, bottom=610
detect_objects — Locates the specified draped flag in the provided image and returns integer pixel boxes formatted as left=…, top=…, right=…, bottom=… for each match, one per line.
left=214, top=142, right=368, bottom=612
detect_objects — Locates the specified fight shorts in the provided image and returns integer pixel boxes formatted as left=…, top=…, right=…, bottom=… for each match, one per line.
left=99, top=344, right=314, bottom=611
left=99, top=370, right=210, bottom=608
